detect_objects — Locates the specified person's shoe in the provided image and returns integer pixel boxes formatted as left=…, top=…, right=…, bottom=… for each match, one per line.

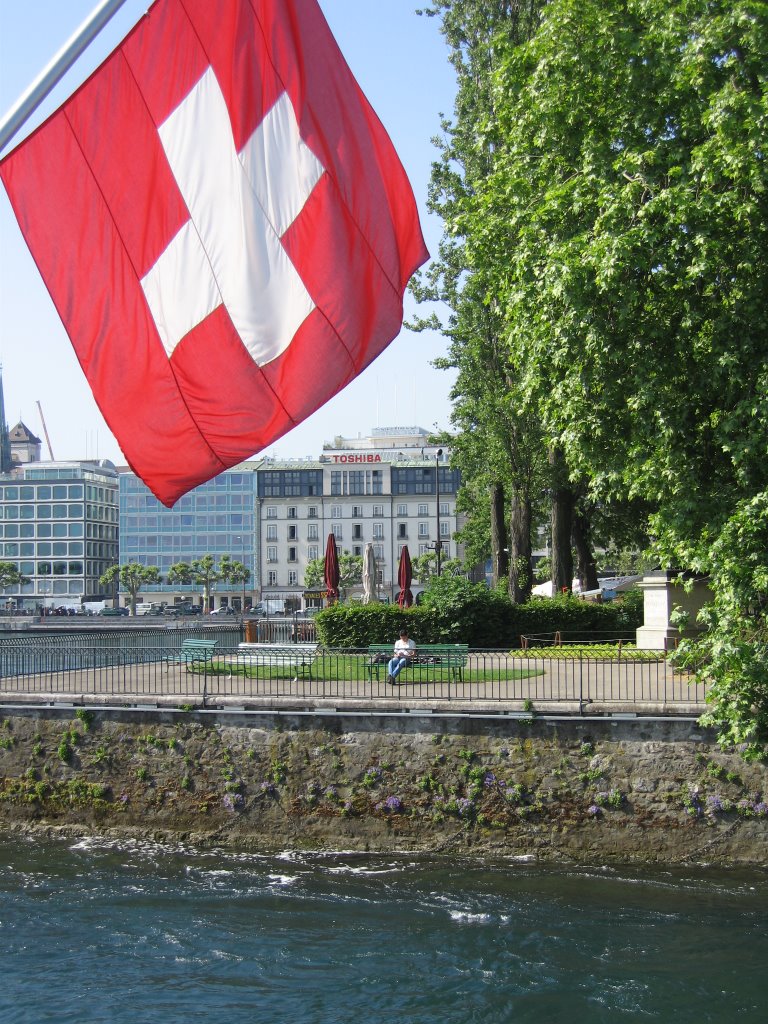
left=388, top=674, right=397, bottom=685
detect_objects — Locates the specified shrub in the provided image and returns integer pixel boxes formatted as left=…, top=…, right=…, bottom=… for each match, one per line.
left=314, top=589, right=643, bottom=648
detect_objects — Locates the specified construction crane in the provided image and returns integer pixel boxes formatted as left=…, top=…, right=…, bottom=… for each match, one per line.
left=36, top=401, right=55, bottom=461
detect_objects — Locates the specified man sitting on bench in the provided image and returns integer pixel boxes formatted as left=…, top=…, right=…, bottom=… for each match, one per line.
left=387, top=628, right=416, bottom=685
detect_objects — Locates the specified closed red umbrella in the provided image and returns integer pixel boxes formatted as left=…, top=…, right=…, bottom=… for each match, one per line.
left=397, top=545, right=413, bottom=608
left=324, top=533, right=340, bottom=606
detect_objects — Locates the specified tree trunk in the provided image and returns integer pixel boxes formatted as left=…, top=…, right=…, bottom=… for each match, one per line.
left=550, top=446, right=573, bottom=594
left=508, top=491, right=533, bottom=604
left=490, top=482, right=509, bottom=588
left=572, top=505, right=599, bottom=593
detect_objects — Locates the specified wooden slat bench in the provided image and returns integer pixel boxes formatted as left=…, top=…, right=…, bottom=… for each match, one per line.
left=164, top=638, right=218, bottom=671
left=367, top=643, right=469, bottom=683
left=230, top=643, right=318, bottom=681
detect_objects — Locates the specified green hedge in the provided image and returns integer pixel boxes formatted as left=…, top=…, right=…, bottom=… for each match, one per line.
left=314, top=590, right=644, bottom=648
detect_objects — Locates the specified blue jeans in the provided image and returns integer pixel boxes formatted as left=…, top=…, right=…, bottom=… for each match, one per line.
left=387, top=656, right=410, bottom=680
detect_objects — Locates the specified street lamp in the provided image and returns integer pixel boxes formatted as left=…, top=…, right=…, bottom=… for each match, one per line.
left=435, top=448, right=443, bottom=577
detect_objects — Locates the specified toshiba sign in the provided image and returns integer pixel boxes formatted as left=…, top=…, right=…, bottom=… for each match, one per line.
left=330, top=454, right=382, bottom=463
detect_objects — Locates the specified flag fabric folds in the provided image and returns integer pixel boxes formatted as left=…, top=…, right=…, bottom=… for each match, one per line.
left=0, top=0, right=428, bottom=506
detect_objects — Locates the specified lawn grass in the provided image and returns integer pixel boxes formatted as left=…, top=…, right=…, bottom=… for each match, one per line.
left=508, top=643, right=663, bottom=662
left=211, top=653, right=543, bottom=682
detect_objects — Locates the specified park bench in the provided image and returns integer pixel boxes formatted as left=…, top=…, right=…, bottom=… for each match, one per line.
left=230, top=642, right=318, bottom=681
left=163, top=638, right=218, bottom=671
left=367, top=643, right=469, bottom=683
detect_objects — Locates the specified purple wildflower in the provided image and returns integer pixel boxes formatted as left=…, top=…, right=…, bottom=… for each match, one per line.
left=260, top=780, right=277, bottom=796
left=707, top=794, right=725, bottom=813
left=456, top=797, right=475, bottom=817
left=587, top=804, right=602, bottom=817
left=484, top=772, right=497, bottom=788
left=753, top=801, right=768, bottom=817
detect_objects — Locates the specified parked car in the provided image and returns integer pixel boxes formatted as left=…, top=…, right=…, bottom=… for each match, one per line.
left=164, top=603, right=201, bottom=616
left=99, top=606, right=129, bottom=616
left=210, top=606, right=235, bottom=616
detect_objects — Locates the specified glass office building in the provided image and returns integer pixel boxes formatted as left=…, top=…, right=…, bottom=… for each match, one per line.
left=118, top=467, right=259, bottom=608
left=0, top=460, right=119, bottom=608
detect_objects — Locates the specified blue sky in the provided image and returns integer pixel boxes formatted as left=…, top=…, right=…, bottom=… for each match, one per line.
left=0, top=0, right=456, bottom=463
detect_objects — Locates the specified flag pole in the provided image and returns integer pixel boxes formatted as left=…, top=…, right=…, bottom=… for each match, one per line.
left=0, top=0, right=132, bottom=155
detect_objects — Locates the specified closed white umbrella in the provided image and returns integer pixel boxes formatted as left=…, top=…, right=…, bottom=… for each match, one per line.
left=362, top=542, right=378, bottom=604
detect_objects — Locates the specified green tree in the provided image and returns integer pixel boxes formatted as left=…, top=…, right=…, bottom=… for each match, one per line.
left=219, top=556, right=251, bottom=612
left=167, top=554, right=231, bottom=613
left=411, top=550, right=466, bottom=584
left=0, top=561, right=30, bottom=593
left=411, top=0, right=557, bottom=602
left=304, top=554, right=363, bottom=601
left=471, top=0, right=768, bottom=750
left=99, top=562, right=162, bottom=616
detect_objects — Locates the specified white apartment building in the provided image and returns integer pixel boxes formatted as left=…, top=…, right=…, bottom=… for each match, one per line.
left=258, top=427, right=461, bottom=605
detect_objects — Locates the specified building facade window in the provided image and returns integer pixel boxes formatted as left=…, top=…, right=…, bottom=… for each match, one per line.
left=352, top=505, right=363, bottom=517
left=307, top=545, right=319, bottom=561
left=266, top=506, right=277, bottom=518
left=267, top=546, right=277, bottom=562
left=287, top=506, right=297, bottom=518
left=331, top=523, right=342, bottom=540
left=440, top=522, right=450, bottom=537
left=308, top=506, right=318, bottom=518
left=307, top=524, right=318, bottom=540
left=268, top=570, right=277, bottom=586
left=288, top=547, right=297, bottom=562
left=266, top=524, right=277, bottom=541
left=331, top=505, right=342, bottom=519
left=288, top=524, right=297, bottom=540
left=372, top=523, right=384, bottom=540
left=418, top=522, right=429, bottom=537
left=288, top=570, right=298, bottom=586
left=397, top=504, right=408, bottom=517
left=372, top=504, right=384, bottom=517
left=418, top=503, right=429, bottom=517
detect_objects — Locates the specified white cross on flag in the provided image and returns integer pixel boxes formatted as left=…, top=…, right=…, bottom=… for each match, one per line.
left=0, top=0, right=428, bottom=505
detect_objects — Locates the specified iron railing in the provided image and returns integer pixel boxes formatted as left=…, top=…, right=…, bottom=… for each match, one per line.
left=0, top=644, right=707, bottom=710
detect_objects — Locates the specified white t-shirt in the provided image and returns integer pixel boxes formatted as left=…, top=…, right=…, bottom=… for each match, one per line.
left=394, top=638, right=415, bottom=658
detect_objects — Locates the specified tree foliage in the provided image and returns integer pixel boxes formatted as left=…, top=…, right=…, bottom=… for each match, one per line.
left=0, top=561, right=30, bottom=591
left=411, top=0, right=549, bottom=602
left=99, top=562, right=162, bottom=616
left=167, top=554, right=246, bottom=612
left=458, top=0, right=768, bottom=751
left=304, top=554, right=363, bottom=599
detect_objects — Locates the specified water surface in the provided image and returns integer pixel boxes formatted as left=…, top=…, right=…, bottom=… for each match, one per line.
left=1, top=835, right=766, bottom=1023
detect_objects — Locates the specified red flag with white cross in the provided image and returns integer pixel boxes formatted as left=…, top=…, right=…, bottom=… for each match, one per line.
left=0, top=0, right=428, bottom=505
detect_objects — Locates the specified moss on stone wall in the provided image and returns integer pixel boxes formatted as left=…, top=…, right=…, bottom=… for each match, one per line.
left=0, top=710, right=766, bottom=865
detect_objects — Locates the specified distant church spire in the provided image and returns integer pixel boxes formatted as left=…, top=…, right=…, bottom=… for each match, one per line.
left=0, top=367, right=13, bottom=474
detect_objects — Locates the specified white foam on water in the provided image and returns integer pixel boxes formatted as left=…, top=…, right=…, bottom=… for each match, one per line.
left=268, top=874, right=300, bottom=886
left=449, top=910, right=494, bottom=924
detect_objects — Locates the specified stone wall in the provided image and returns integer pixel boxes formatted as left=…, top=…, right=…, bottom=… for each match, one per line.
left=1, top=707, right=766, bottom=865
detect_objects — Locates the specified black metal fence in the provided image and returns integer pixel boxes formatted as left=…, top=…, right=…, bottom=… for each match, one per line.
left=0, top=638, right=707, bottom=710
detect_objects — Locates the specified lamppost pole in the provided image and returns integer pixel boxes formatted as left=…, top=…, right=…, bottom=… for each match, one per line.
left=435, top=448, right=443, bottom=577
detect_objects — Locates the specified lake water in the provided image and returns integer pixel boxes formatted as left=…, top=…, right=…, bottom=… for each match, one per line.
left=1, top=835, right=766, bottom=1023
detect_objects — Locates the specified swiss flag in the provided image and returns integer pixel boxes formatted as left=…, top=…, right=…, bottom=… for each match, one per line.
left=0, top=0, right=428, bottom=506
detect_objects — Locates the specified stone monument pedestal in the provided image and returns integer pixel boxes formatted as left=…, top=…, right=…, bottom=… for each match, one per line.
left=636, top=571, right=711, bottom=651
